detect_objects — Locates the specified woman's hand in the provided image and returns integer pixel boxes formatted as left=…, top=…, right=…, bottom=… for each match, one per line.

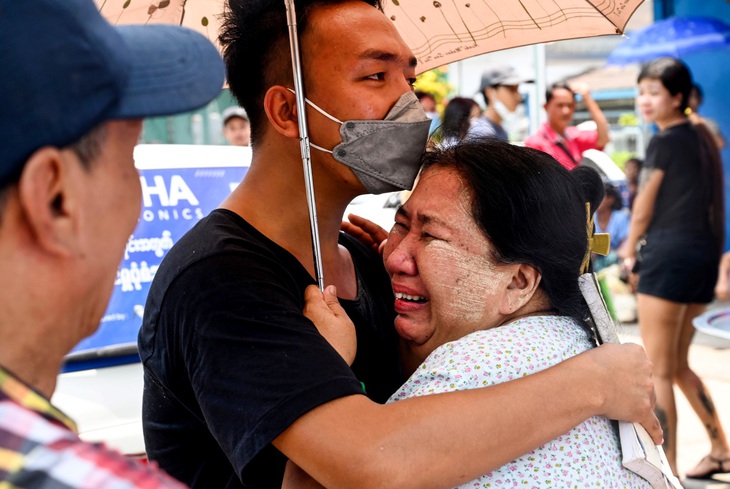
left=341, top=214, right=389, bottom=256
left=714, top=251, right=730, bottom=301
left=617, top=242, right=635, bottom=275
left=303, top=285, right=357, bottom=365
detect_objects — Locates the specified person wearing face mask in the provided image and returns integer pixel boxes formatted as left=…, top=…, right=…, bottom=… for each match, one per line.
left=468, top=65, right=531, bottom=142
left=296, top=140, right=656, bottom=488
left=525, top=81, right=610, bottom=170
left=139, top=0, right=661, bottom=487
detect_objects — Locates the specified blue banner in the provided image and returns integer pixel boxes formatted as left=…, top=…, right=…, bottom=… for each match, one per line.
left=70, top=161, right=248, bottom=355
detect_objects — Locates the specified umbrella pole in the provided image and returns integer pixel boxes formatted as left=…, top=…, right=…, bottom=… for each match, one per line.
left=285, top=0, right=325, bottom=291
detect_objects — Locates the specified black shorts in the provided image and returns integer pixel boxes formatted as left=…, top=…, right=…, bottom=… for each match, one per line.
left=637, top=229, right=719, bottom=304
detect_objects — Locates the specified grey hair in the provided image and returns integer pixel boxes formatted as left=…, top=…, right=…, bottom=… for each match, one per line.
left=0, top=122, right=108, bottom=218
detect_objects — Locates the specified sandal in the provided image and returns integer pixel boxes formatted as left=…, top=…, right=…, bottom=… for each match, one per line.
left=685, top=455, right=730, bottom=479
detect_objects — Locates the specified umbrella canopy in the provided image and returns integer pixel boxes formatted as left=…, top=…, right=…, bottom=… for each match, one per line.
left=97, top=0, right=643, bottom=72
left=607, top=16, right=730, bottom=65
left=95, top=0, right=224, bottom=48
left=384, top=0, right=645, bottom=74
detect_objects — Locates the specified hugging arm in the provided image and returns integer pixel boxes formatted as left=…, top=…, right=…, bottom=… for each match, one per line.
left=278, top=286, right=660, bottom=489
left=620, top=168, right=664, bottom=269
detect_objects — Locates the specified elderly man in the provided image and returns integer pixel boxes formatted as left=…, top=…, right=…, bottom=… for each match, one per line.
left=0, top=0, right=224, bottom=486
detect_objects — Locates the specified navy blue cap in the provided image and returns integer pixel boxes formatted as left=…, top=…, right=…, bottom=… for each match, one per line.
left=1, top=0, right=225, bottom=181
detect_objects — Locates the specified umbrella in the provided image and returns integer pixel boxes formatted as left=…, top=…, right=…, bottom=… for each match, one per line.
left=97, top=0, right=645, bottom=73
left=95, top=0, right=224, bottom=48
left=385, top=0, right=645, bottom=74
left=607, top=16, right=730, bottom=65
left=96, top=0, right=645, bottom=288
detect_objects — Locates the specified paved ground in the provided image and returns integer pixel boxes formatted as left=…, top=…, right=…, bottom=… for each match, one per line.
left=616, top=300, right=730, bottom=488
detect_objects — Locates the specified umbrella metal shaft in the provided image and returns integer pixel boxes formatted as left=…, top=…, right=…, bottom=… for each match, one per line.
left=285, top=0, right=325, bottom=291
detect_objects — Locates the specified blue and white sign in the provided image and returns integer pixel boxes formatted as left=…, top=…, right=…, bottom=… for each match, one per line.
left=69, top=145, right=251, bottom=356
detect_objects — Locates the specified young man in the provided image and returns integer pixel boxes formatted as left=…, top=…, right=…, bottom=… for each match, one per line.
left=222, top=106, right=252, bottom=146
left=468, top=65, right=531, bottom=142
left=525, top=81, right=610, bottom=170
left=0, top=0, right=224, bottom=486
left=139, top=0, right=661, bottom=487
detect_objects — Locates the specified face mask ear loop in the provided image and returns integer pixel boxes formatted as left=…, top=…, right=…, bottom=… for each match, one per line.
left=286, top=88, right=342, bottom=124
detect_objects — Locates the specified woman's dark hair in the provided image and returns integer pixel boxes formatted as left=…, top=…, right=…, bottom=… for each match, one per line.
left=437, top=97, right=478, bottom=142
left=421, top=138, right=604, bottom=334
left=604, top=183, right=623, bottom=212
left=219, top=0, right=382, bottom=144
left=637, top=57, right=693, bottom=112
left=638, top=57, right=725, bottom=252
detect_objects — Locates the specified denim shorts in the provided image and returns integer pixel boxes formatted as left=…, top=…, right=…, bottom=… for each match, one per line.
left=637, top=229, right=719, bottom=304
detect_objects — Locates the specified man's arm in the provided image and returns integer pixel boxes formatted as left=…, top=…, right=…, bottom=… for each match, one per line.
left=572, top=83, right=609, bottom=149
left=275, top=343, right=657, bottom=489
left=276, top=287, right=659, bottom=489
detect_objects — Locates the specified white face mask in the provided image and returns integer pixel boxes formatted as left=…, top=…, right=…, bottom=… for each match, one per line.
left=493, top=99, right=527, bottom=141
left=290, top=89, right=432, bottom=194
left=492, top=98, right=518, bottom=120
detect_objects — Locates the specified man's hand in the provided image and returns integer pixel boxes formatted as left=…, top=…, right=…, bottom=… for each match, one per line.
left=589, top=343, right=662, bottom=444
left=342, top=214, right=389, bottom=255
left=569, top=81, right=591, bottom=98
left=303, top=285, right=357, bottom=365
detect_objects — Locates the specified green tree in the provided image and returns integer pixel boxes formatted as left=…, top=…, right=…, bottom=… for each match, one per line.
left=414, top=67, right=453, bottom=114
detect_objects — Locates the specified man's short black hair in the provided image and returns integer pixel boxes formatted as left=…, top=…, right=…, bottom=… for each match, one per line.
left=545, top=82, right=574, bottom=104
left=220, top=0, right=382, bottom=143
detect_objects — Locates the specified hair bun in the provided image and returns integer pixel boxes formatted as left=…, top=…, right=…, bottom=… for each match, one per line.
left=571, top=166, right=605, bottom=214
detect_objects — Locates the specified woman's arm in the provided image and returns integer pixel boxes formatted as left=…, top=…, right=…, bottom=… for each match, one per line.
left=620, top=168, right=664, bottom=268
left=715, top=251, right=730, bottom=301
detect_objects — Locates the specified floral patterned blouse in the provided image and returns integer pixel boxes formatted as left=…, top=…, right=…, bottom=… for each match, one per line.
left=388, top=315, right=653, bottom=488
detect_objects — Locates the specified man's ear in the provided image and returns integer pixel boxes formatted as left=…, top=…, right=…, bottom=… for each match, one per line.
left=263, top=86, right=300, bottom=138
left=16, top=147, right=78, bottom=257
left=499, top=264, right=542, bottom=315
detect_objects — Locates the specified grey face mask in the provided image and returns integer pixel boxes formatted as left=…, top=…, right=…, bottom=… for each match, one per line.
left=292, top=89, right=431, bottom=194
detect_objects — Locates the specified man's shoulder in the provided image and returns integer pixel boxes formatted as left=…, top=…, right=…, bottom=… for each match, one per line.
left=155, top=208, right=300, bottom=286
left=468, top=116, right=502, bottom=138
left=0, top=400, right=184, bottom=488
left=143, top=208, right=310, bottom=329
left=524, top=131, right=550, bottom=149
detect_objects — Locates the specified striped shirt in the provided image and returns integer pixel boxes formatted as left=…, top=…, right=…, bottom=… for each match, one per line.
left=0, top=366, right=186, bottom=488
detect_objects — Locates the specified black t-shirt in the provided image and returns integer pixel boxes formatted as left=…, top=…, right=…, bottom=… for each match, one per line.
left=645, top=122, right=713, bottom=236
left=138, top=209, right=400, bottom=488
